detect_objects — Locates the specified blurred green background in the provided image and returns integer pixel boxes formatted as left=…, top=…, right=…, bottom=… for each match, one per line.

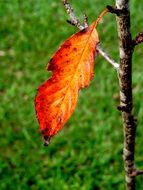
left=0, top=0, right=143, bottom=189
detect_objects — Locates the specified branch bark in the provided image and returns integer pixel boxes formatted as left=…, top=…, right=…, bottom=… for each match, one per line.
left=115, top=1, right=136, bottom=189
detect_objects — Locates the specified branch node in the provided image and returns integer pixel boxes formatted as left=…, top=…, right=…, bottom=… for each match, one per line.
left=66, top=19, right=75, bottom=26
left=129, top=169, right=143, bottom=177
left=123, top=148, right=132, bottom=157
left=132, top=32, right=143, bottom=47
left=117, top=105, right=128, bottom=112
left=107, top=5, right=127, bottom=16
left=83, top=14, right=88, bottom=28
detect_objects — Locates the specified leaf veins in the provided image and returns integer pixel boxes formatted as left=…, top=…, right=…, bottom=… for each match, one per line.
left=34, top=12, right=108, bottom=141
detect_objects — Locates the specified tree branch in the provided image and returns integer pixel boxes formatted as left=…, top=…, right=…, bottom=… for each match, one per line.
left=115, top=0, right=137, bottom=189
left=63, top=0, right=84, bottom=30
left=63, top=0, right=119, bottom=69
left=97, top=44, right=119, bottom=69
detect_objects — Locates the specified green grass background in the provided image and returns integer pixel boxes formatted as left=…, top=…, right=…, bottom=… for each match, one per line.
left=0, top=0, right=143, bottom=189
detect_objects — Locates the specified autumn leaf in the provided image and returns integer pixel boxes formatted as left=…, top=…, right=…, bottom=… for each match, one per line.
left=35, top=9, right=108, bottom=144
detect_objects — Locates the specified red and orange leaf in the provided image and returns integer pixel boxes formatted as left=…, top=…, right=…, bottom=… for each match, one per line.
left=35, top=20, right=99, bottom=142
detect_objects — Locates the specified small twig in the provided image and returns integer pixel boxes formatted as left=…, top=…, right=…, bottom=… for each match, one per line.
left=63, top=0, right=84, bottom=30
left=83, top=14, right=88, bottom=28
left=107, top=5, right=127, bottom=16
left=132, top=32, right=143, bottom=47
left=97, top=44, right=119, bottom=69
left=129, top=168, right=143, bottom=177
left=63, top=0, right=119, bottom=70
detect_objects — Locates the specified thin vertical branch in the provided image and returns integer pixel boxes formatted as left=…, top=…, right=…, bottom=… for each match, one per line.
left=63, top=0, right=143, bottom=189
left=115, top=0, right=136, bottom=189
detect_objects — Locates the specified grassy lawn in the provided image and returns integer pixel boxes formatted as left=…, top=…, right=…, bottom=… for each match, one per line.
left=0, top=0, right=143, bottom=189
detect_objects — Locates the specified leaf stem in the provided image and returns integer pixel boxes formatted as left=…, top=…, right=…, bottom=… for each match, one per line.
left=94, top=8, right=109, bottom=27
left=63, top=0, right=118, bottom=69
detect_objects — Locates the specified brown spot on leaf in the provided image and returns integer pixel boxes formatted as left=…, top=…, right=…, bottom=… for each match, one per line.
left=73, top=47, right=77, bottom=51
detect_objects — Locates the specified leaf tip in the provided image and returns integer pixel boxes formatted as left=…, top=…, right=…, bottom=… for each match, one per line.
left=43, top=135, right=51, bottom=146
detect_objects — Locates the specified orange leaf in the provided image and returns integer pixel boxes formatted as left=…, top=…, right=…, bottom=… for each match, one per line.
left=35, top=8, right=108, bottom=143
left=35, top=22, right=98, bottom=141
